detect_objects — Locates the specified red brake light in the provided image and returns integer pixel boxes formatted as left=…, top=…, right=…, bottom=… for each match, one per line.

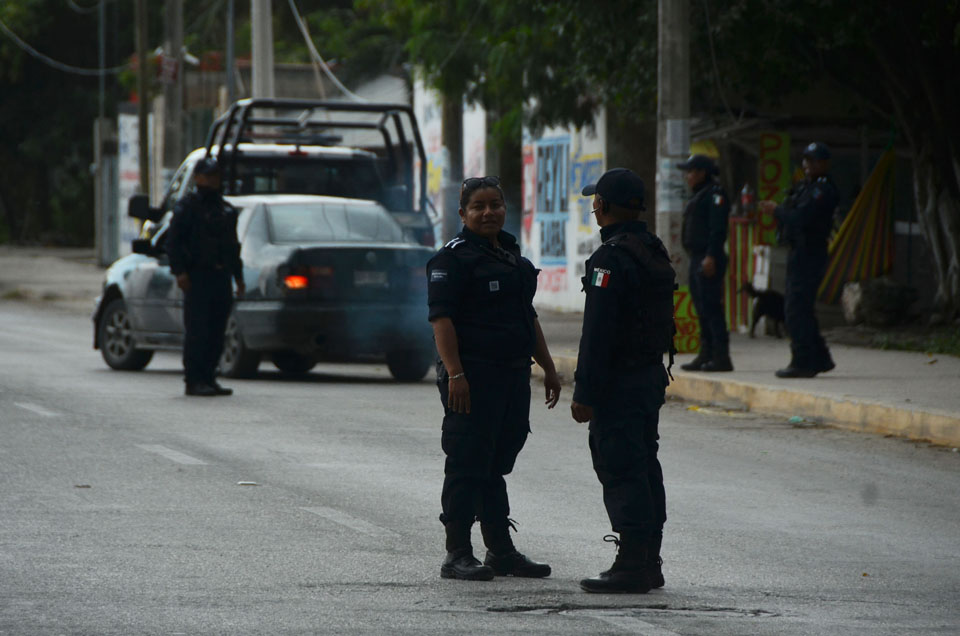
left=284, top=275, right=309, bottom=289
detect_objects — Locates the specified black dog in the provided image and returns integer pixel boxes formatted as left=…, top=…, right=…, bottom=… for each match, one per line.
left=739, top=282, right=785, bottom=338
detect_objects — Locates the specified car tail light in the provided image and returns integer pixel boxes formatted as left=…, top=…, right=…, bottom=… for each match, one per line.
left=284, top=274, right=309, bottom=290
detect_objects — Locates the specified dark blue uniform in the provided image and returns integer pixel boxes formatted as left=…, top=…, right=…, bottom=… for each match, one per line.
left=775, top=175, right=838, bottom=371
left=166, top=188, right=242, bottom=387
left=426, top=227, right=539, bottom=526
left=681, top=181, right=731, bottom=363
left=574, top=220, right=675, bottom=535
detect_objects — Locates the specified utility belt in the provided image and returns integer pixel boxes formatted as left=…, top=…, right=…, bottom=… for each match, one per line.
left=612, top=352, right=664, bottom=370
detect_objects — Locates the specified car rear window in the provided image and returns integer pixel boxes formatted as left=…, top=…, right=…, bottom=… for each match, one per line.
left=267, top=202, right=407, bottom=244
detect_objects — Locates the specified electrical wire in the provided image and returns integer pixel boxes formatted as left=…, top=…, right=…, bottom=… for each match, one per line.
left=286, top=0, right=367, bottom=102
left=701, top=0, right=739, bottom=124
left=66, top=0, right=115, bottom=14
left=0, top=15, right=127, bottom=76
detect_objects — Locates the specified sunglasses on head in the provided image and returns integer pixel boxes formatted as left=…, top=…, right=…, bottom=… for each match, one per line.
left=461, top=176, right=501, bottom=190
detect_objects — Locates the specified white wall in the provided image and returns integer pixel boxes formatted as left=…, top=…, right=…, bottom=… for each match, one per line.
left=521, top=112, right=607, bottom=311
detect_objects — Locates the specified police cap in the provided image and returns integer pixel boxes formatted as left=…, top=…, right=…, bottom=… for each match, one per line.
left=194, top=156, right=221, bottom=175
left=581, top=168, right=646, bottom=210
left=676, top=154, right=718, bottom=175
left=802, top=142, right=831, bottom=160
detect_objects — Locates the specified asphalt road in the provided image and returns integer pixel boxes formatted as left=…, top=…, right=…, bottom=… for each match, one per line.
left=1, top=301, right=958, bottom=635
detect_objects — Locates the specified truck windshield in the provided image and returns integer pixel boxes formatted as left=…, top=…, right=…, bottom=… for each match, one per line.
left=229, top=157, right=385, bottom=201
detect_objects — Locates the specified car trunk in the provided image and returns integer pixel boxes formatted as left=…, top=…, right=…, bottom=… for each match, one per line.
left=277, top=245, right=428, bottom=303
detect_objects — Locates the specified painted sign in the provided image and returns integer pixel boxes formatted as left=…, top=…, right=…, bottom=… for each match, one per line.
left=673, top=285, right=700, bottom=354
left=536, top=137, right=570, bottom=267
left=756, top=131, right=791, bottom=245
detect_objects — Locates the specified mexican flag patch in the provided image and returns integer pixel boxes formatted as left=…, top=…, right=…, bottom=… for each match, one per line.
left=591, top=268, right=611, bottom=288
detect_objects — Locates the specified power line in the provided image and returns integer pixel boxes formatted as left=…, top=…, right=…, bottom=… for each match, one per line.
left=0, top=15, right=127, bottom=76
left=66, top=0, right=116, bottom=15
left=286, top=0, right=367, bottom=103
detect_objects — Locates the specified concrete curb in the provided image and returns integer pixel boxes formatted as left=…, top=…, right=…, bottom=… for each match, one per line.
left=536, top=354, right=960, bottom=448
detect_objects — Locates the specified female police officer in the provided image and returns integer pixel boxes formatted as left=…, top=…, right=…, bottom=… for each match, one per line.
left=426, top=176, right=562, bottom=581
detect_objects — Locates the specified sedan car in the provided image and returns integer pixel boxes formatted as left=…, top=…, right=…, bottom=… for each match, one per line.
left=93, top=195, right=436, bottom=381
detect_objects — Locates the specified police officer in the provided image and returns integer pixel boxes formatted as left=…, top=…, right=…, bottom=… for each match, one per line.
left=426, top=176, right=561, bottom=581
left=571, top=168, right=676, bottom=594
left=677, top=154, right=733, bottom=372
left=166, top=157, right=245, bottom=396
left=759, top=142, right=838, bottom=378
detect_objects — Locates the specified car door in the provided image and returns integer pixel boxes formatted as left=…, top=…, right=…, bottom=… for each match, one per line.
left=124, top=219, right=182, bottom=337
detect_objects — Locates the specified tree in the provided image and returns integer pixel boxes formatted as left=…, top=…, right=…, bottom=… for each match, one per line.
left=695, top=0, right=960, bottom=320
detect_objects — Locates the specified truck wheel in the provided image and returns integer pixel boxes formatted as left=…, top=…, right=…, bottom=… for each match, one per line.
left=386, top=349, right=433, bottom=382
left=220, top=311, right=261, bottom=378
left=272, top=351, right=317, bottom=375
left=98, top=299, right=153, bottom=371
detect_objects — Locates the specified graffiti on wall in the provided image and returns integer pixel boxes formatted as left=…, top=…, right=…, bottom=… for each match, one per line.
left=536, top=137, right=570, bottom=269
left=757, top=132, right=791, bottom=245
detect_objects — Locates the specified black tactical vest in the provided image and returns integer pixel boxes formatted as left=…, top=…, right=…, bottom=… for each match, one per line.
left=605, top=231, right=677, bottom=358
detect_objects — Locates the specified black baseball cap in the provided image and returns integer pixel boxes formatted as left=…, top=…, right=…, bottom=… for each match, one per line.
left=581, top=168, right=646, bottom=210
left=802, top=142, right=831, bottom=160
left=676, top=154, right=718, bottom=174
left=194, top=157, right=221, bottom=175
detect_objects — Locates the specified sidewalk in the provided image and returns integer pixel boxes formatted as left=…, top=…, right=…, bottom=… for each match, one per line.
left=1, top=246, right=958, bottom=447
left=536, top=308, right=960, bottom=448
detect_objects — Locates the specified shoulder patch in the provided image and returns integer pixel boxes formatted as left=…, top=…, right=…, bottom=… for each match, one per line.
left=444, top=238, right=466, bottom=249
left=713, top=193, right=725, bottom=206
left=430, top=269, right=448, bottom=282
left=590, top=267, right=612, bottom=288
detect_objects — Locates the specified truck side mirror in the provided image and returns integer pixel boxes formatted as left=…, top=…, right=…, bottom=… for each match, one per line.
left=128, top=194, right=163, bottom=222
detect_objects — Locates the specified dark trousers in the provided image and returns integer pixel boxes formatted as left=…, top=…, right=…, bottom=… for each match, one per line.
left=437, top=361, right=531, bottom=525
left=182, top=269, right=233, bottom=386
left=784, top=250, right=832, bottom=368
left=688, top=252, right=729, bottom=359
left=588, top=364, right=668, bottom=535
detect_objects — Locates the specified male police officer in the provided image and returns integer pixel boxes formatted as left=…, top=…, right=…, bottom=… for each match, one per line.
left=166, top=157, right=245, bottom=396
left=572, top=168, right=676, bottom=593
left=759, top=142, right=838, bottom=378
left=677, top=154, right=733, bottom=372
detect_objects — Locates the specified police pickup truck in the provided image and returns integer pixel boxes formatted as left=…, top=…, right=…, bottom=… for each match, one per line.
left=93, top=99, right=438, bottom=381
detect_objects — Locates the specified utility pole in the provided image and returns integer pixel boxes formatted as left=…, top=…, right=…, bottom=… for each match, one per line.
left=226, top=0, right=236, bottom=104
left=135, top=0, right=150, bottom=196
left=163, top=0, right=184, bottom=187
left=441, top=93, right=463, bottom=242
left=655, top=0, right=690, bottom=273
left=251, top=0, right=276, bottom=98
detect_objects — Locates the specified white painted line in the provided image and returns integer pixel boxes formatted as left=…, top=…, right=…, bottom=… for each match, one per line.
left=136, top=444, right=207, bottom=465
left=300, top=506, right=397, bottom=538
left=577, top=611, right=681, bottom=636
left=14, top=402, right=60, bottom=417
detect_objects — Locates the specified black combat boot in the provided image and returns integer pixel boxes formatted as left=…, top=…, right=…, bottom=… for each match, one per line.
left=580, top=532, right=652, bottom=594
left=701, top=355, right=734, bottom=372
left=647, top=532, right=665, bottom=589
left=481, top=520, right=551, bottom=578
left=680, top=351, right=710, bottom=371
left=440, top=520, right=494, bottom=581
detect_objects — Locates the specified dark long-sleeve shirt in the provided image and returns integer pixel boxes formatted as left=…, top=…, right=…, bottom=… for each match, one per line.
left=166, top=188, right=242, bottom=279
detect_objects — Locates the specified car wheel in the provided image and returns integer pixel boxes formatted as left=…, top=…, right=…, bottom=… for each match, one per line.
left=386, top=349, right=433, bottom=382
left=98, top=298, right=153, bottom=371
left=220, top=311, right=261, bottom=378
left=272, top=351, right=317, bottom=375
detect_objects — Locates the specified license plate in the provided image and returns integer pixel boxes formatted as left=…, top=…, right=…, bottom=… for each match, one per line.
left=354, top=270, right=388, bottom=287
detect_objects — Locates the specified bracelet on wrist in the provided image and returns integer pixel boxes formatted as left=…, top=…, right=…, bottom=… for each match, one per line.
left=449, top=372, right=465, bottom=380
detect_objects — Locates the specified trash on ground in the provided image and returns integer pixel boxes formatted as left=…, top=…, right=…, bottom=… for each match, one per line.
left=237, top=481, right=259, bottom=486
